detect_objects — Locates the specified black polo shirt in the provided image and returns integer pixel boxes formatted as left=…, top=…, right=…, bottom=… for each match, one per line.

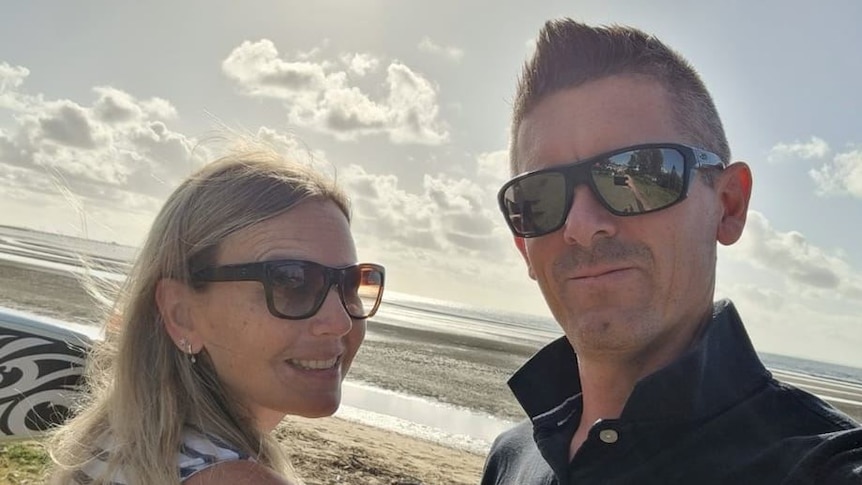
left=481, top=300, right=862, bottom=484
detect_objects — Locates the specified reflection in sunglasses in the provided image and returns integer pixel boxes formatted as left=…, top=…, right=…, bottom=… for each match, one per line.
left=498, top=143, right=724, bottom=238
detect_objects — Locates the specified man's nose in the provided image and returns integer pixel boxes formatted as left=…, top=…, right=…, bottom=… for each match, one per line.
left=560, top=185, right=618, bottom=246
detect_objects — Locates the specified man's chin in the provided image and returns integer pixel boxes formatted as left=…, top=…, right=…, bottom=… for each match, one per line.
left=561, top=305, right=654, bottom=350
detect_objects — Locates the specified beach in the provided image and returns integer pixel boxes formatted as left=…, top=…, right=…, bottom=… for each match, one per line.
left=0, top=254, right=532, bottom=484
left=2, top=229, right=861, bottom=485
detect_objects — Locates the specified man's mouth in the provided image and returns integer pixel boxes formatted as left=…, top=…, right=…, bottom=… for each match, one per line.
left=572, top=265, right=632, bottom=279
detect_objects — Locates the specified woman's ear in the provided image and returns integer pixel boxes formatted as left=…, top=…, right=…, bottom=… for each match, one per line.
left=716, top=161, right=753, bottom=246
left=156, top=278, right=200, bottom=350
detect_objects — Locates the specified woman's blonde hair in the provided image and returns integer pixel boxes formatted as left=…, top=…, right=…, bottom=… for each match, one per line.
left=48, top=144, right=350, bottom=485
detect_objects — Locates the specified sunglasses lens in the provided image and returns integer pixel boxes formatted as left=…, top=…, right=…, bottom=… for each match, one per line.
left=269, top=262, right=326, bottom=318
left=591, top=147, right=686, bottom=214
left=342, top=265, right=384, bottom=318
left=501, top=147, right=689, bottom=237
left=500, top=173, right=567, bottom=237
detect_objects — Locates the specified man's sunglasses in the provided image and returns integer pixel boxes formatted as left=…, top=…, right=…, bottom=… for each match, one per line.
left=497, top=143, right=726, bottom=238
left=192, top=260, right=385, bottom=320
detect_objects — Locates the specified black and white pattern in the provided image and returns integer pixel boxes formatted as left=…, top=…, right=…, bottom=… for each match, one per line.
left=0, top=308, right=92, bottom=441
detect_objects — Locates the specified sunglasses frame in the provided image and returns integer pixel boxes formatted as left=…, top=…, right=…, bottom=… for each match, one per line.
left=498, top=143, right=726, bottom=238
left=192, top=259, right=385, bottom=320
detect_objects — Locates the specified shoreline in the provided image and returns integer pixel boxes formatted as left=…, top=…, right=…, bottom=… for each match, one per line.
left=2, top=254, right=861, bottom=425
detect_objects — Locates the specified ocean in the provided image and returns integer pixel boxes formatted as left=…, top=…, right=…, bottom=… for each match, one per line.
left=380, top=290, right=862, bottom=386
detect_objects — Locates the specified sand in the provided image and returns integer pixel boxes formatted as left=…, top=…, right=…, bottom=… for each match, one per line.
left=0, top=259, right=541, bottom=484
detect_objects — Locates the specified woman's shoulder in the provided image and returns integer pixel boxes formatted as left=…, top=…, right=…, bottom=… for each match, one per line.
left=178, top=427, right=254, bottom=480
left=183, top=459, right=297, bottom=485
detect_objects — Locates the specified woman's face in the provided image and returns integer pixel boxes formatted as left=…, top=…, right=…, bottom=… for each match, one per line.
left=187, top=199, right=365, bottom=431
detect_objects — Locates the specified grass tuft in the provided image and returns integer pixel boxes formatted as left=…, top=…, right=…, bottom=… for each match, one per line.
left=0, top=441, right=49, bottom=484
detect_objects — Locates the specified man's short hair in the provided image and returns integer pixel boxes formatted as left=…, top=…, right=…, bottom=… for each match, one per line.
left=511, top=19, right=730, bottom=178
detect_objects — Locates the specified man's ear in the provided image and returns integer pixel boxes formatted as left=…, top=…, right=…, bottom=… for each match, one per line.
left=156, top=278, right=201, bottom=350
left=513, top=236, right=537, bottom=280
left=716, top=161, right=753, bottom=246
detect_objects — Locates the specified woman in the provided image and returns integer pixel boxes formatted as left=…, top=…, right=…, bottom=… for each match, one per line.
left=47, top=146, right=385, bottom=484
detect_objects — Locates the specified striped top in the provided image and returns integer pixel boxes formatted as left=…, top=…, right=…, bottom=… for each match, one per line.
left=73, top=427, right=252, bottom=484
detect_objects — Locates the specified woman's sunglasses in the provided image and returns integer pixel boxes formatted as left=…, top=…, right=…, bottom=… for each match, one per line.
left=192, top=260, right=385, bottom=320
left=497, top=143, right=726, bottom=238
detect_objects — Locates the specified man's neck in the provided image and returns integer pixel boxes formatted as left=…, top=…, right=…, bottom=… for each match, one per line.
left=569, top=358, right=641, bottom=459
left=567, top=312, right=713, bottom=459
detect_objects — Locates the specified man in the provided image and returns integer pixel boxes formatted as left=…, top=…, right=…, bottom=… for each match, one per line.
left=482, top=19, right=862, bottom=484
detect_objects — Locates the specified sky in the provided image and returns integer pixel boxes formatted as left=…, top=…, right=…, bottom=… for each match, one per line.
left=1, top=1, right=860, bottom=368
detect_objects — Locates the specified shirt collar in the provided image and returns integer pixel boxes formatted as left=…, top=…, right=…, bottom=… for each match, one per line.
left=508, top=299, right=771, bottom=423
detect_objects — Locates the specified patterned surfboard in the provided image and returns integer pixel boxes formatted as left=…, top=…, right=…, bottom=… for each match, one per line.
left=0, top=307, right=99, bottom=441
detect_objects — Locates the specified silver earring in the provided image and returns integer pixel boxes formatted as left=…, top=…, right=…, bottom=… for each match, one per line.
left=179, top=337, right=196, bottom=364
left=186, top=341, right=196, bottom=364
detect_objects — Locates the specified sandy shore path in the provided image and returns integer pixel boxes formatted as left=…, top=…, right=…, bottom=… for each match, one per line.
left=0, top=258, right=526, bottom=484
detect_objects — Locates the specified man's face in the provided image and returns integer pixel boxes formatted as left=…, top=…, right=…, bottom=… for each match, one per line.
left=513, top=75, right=726, bottom=363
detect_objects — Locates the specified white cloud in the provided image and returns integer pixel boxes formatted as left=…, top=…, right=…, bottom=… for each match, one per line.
left=0, top=66, right=205, bottom=205
left=417, top=37, right=465, bottom=62
left=729, top=211, right=862, bottom=300
left=717, top=210, right=862, bottom=366
left=93, top=87, right=144, bottom=124
left=313, top=83, right=390, bottom=135
left=221, top=39, right=333, bottom=97
left=295, top=39, right=331, bottom=61
left=221, top=39, right=449, bottom=145
left=340, top=53, right=380, bottom=76
left=37, top=100, right=100, bottom=149
left=0, top=62, right=28, bottom=91
left=718, top=281, right=862, bottom=367
left=385, top=62, right=448, bottom=145
left=0, top=62, right=30, bottom=110
left=92, top=86, right=177, bottom=124
left=809, top=147, right=862, bottom=198
left=340, top=164, right=441, bottom=250
left=253, top=126, right=335, bottom=178
left=339, top=162, right=508, bottom=257
left=476, top=149, right=509, bottom=185
left=335, top=159, right=532, bottom=310
left=767, top=136, right=829, bottom=163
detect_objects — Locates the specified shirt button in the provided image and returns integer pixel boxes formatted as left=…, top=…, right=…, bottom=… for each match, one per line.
left=599, top=429, right=619, bottom=443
